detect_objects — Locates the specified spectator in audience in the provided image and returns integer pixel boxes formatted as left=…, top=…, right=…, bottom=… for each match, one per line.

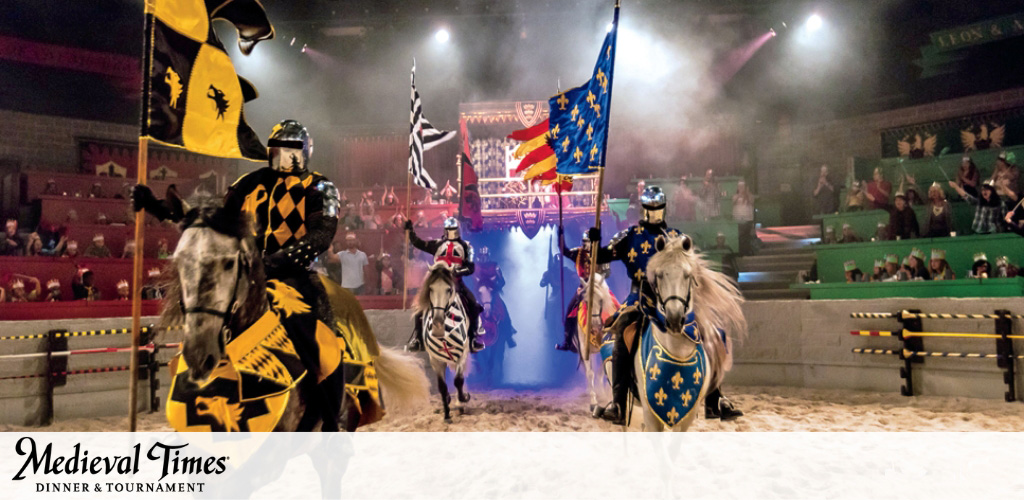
left=44, top=279, right=62, bottom=302
left=115, top=182, right=131, bottom=200
left=84, top=233, right=112, bottom=258
left=864, top=167, right=892, bottom=210
left=89, top=182, right=105, bottom=199
left=929, top=249, right=955, bottom=280
left=905, top=248, right=931, bottom=280
left=900, top=174, right=924, bottom=206
left=1, top=219, right=24, bottom=256
left=887, top=192, right=919, bottom=239
left=671, top=178, right=697, bottom=221
left=870, top=259, right=885, bottom=282
left=122, top=238, right=136, bottom=259
left=698, top=169, right=721, bottom=220
left=0, top=286, right=5, bottom=302
left=996, top=256, right=1019, bottom=278
left=881, top=254, right=901, bottom=281
left=843, top=261, right=864, bottom=283
left=141, top=268, right=165, bottom=299
left=957, top=156, right=980, bottom=198
left=873, top=221, right=888, bottom=241
left=62, top=240, right=80, bottom=258
left=968, top=252, right=991, bottom=279
left=1005, top=204, right=1024, bottom=237
left=7, top=275, right=41, bottom=302
left=72, top=267, right=100, bottom=300
left=376, top=252, right=399, bottom=295
left=116, top=279, right=130, bottom=300
left=385, top=213, right=406, bottom=233
left=338, top=232, right=368, bottom=295
left=95, top=212, right=108, bottom=225
left=812, top=164, right=837, bottom=214
left=709, top=232, right=738, bottom=280
left=359, top=190, right=376, bottom=226
left=990, top=152, right=1020, bottom=199
left=42, top=178, right=59, bottom=195
left=382, top=186, right=399, bottom=207
left=822, top=226, right=837, bottom=244
left=925, top=182, right=953, bottom=238
left=25, top=232, right=44, bottom=256
left=732, top=180, right=756, bottom=253
left=626, top=179, right=646, bottom=222
left=156, top=238, right=171, bottom=259
left=414, top=210, right=429, bottom=228
left=36, top=222, right=67, bottom=256
left=340, top=203, right=363, bottom=230
left=838, top=223, right=862, bottom=244
left=844, top=181, right=867, bottom=212
left=949, top=180, right=1004, bottom=234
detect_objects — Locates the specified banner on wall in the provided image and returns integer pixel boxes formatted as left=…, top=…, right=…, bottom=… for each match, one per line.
left=879, top=106, right=1024, bottom=158
left=78, top=138, right=234, bottom=191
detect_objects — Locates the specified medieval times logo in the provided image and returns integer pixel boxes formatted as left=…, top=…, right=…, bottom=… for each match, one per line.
left=11, top=437, right=228, bottom=494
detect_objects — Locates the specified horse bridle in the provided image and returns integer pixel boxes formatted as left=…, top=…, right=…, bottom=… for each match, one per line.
left=652, top=275, right=696, bottom=319
left=178, top=225, right=250, bottom=350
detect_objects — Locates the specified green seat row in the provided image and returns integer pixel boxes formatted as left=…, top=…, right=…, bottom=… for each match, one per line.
left=791, top=277, right=1024, bottom=300
left=813, top=233, right=1023, bottom=283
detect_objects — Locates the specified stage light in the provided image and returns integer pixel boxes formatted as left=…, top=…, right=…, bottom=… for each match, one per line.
left=806, top=14, right=823, bottom=32
left=301, top=43, right=307, bottom=53
left=769, top=28, right=776, bottom=37
left=435, top=28, right=450, bottom=43
left=290, top=37, right=295, bottom=46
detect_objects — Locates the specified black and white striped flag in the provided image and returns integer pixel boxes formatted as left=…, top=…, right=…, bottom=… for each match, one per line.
left=408, top=64, right=455, bottom=190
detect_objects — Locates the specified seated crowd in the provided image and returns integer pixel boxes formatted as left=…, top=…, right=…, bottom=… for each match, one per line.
left=842, top=249, right=1018, bottom=284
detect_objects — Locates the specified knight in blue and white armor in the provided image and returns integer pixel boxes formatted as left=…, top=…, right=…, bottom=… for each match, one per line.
left=404, top=217, right=485, bottom=353
left=590, top=185, right=742, bottom=424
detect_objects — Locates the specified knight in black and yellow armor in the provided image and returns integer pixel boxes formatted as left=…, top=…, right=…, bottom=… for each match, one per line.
left=134, top=120, right=348, bottom=431
left=590, top=186, right=742, bottom=424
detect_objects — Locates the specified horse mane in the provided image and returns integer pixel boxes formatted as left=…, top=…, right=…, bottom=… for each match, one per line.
left=412, top=263, right=455, bottom=317
left=158, top=197, right=266, bottom=333
left=647, top=234, right=747, bottom=391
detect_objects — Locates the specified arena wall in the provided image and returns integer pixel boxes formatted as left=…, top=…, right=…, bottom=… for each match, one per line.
left=2, top=298, right=1021, bottom=427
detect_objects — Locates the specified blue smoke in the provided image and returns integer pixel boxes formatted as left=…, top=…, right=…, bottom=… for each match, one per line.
left=463, top=215, right=627, bottom=390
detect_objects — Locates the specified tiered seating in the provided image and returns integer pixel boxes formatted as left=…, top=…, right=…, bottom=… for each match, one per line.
left=814, top=201, right=974, bottom=238
left=0, top=256, right=168, bottom=300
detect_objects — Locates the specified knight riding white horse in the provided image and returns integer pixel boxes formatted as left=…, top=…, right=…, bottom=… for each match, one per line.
left=415, top=263, right=473, bottom=422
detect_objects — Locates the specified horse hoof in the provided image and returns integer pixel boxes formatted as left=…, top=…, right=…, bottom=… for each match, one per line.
left=591, top=405, right=605, bottom=419
left=444, top=416, right=453, bottom=424
left=458, top=393, right=471, bottom=403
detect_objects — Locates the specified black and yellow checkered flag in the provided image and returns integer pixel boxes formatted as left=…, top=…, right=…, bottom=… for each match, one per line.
left=143, top=0, right=274, bottom=161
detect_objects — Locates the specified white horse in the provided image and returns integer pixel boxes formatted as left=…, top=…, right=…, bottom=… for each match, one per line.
left=638, top=233, right=746, bottom=431
left=414, top=263, right=472, bottom=422
left=576, top=273, right=619, bottom=417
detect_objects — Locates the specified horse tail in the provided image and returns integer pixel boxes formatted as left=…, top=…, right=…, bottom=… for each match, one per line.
left=375, top=346, right=431, bottom=415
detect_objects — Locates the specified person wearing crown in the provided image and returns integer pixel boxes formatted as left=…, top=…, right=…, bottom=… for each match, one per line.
left=968, top=253, right=992, bottom=278
left=925, top=182, right=953, bottom=238
left=44, top=279, right=62, bottom=302
left=116, top=280, right=130, bottom=300
left=949, top=179, right=1006, bottom=234
left=7, top=275, right=40, bottom=302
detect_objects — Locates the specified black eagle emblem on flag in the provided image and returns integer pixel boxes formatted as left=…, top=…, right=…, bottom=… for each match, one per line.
left=145, top=0, right=274, bottom=161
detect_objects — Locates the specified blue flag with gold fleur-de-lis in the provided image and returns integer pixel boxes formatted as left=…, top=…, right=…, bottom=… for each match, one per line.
left=548, top=18, right=617, bottom=175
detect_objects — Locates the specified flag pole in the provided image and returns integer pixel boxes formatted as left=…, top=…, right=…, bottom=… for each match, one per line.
left=582, top=0, right=619, bottom=342
left=129, top=2, right=156, bottom=432
left=402, top=172, right=412, bottom=310
left=556, top=184, right=565, bottom=335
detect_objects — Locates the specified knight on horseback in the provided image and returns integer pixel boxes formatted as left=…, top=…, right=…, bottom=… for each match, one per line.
left=404, top=217, right=485, bottom=353
left=590, top=185, right=742, bottom=424
left=555, top=227, right=614, bottom=353
left=133, top=119, right=348, bottom=430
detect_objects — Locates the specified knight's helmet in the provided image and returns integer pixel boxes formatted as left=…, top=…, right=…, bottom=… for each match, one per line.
left=640, top=186, right=666, bottom=224
left=267, top=120, right=313, bottom=174
left=443, top=217, right=460, bottom=240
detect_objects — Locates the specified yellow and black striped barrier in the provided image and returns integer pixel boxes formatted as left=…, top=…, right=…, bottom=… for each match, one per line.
left=849, top=308, right=1020, bottom=401
left=0, top=324, right=183, bottom=341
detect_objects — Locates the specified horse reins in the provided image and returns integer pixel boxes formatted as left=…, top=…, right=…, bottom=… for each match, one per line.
left=178, top=223, right=250, bottom=349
